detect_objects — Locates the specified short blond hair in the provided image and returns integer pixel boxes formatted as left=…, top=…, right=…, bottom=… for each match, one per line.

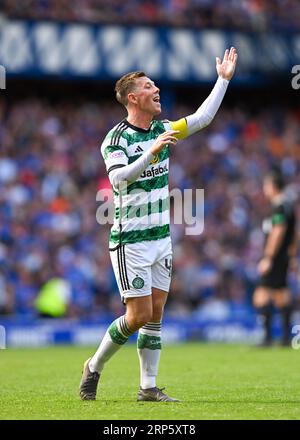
left=115, top=71, right=146, bottom=107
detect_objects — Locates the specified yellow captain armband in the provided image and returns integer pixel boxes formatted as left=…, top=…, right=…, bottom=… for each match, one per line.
left=169, top=118, right=188, bottom=140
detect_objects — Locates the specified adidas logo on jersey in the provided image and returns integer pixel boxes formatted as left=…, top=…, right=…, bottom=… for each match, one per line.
left=134, top=146, right=143, bottom=153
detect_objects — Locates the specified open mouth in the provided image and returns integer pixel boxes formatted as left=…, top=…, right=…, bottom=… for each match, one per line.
left=153, top=96, right=160, bottom=103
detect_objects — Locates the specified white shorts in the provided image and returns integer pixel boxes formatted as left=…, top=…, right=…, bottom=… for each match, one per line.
left=109, top=236, right=172, bottom=302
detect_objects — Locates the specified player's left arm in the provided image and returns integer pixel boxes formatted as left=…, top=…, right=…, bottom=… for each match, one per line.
left=264, top=224, right=286, bottom=260
left=169, top=47, right=238, bottom=140
left=258, top=211, right=287, bottom=275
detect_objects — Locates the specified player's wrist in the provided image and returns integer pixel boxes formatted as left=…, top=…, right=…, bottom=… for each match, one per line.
left=217, top=75, right=230, bottom=83
left=150, top=145, right=159, bottom=155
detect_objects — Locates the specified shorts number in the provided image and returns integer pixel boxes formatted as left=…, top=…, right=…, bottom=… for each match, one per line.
left=165, top=258, right=172, bottom=277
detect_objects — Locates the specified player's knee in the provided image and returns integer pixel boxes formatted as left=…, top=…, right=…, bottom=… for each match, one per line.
left=253, top=296, right=263, bottom=308
left=253, top=288, right=269, bottom=308
left=135, top=310, right=152, bottom=328
left=127, top=310, right=152, bottom=330
left=274, top=297, right=290, bottom=309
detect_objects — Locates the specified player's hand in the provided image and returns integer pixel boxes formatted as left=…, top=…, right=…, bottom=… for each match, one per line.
left=150, top=130, right=179, bottom=155
left=216, top=47, right=238, bottom=81
left=257, top=256, right=273, bottom=276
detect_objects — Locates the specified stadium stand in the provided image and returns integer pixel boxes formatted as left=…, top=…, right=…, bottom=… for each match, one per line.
left=3, top=0, right=300, bottom=31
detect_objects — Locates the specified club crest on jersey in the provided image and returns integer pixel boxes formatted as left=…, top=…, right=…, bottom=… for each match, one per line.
left=151, top=154, right=159, bottom=165
left=140, top=164, right=168, bottom=178
left=132, top=276, right=144, bottom=289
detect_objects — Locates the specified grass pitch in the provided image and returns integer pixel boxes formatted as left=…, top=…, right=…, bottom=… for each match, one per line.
left=0, top=342, right=299, bottom=420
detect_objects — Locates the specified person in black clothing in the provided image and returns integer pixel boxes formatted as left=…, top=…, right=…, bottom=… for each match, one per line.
left=253, top=171, right=298, bottom=346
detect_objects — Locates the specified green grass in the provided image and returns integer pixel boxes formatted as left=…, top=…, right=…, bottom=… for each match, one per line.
left=0, top=342, right=300, bottom=420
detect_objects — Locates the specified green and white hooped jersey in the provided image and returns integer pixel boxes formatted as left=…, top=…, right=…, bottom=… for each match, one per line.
left=100, top=119, right=172, bottom=246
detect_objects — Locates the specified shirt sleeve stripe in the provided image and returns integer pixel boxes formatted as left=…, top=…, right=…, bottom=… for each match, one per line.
left=107, top=164, right=126, bottom=174
left=272, top=213, right=286, bottom=225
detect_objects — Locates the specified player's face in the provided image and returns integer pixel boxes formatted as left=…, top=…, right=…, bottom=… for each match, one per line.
left=130, top=77, right=161, bottom=116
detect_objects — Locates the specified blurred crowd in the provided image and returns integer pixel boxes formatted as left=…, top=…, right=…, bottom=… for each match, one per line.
left=0, top=93, right=300, bottom=319
left=3, top=0, right=300, bottom=31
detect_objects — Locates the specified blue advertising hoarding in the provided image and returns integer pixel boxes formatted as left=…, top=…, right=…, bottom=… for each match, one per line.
left=0, top=19, right=297, bottom=83
left=0, top=314, right=278, bottom=347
